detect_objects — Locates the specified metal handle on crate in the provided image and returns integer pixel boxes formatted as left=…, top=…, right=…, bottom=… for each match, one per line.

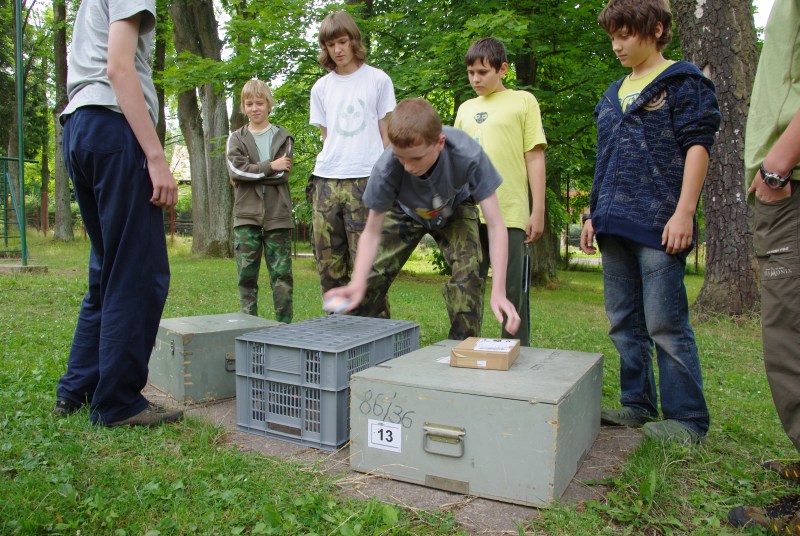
left=423, top=423, right=465, bottom=458
left=225, top=352, right=235, bottom=373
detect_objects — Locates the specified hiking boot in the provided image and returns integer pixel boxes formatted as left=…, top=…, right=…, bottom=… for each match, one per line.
left=728, top=494, right=800, bottom=533
left=642, top=419, right=703, bottom=444
left=108, top=403, right=184, bottom=427
left=53, top=398, right=83, bottom=417
left=600, top=407, right=657, bottom=428
left=763, top=460, right=800, bottom=483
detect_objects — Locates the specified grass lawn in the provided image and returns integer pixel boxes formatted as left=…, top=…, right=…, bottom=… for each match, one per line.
left=0, top=233, right=791, bottom=535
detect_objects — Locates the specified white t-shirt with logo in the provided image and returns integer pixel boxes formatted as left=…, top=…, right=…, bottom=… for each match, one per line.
left=309, top=64, right=396, bottom=178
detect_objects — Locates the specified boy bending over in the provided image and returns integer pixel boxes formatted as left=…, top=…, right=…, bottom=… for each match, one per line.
left=325, top=98, right=520, bottom=339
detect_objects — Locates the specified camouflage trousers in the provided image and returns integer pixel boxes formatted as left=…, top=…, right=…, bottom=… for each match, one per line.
left=234, top=225, right=293, bottom=323
left=309, top=176, right=368, bottom=293
left=358, top=204, right=485, bottom=340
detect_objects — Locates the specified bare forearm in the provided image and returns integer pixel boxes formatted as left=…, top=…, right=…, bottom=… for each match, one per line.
left=674, top=145, right=708, bottom=218
left=763, top=109, right=800, bottom=176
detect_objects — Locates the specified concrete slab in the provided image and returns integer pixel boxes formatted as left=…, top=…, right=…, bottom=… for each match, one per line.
left=143, top=385, right=640, bottom=535
left=0, top=264, right=48, bottom=274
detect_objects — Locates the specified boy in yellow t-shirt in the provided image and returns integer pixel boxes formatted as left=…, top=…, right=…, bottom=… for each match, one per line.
left=454, top=37, right=547, bottom=346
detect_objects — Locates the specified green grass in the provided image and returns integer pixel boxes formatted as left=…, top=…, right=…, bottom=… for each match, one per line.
left=0, top=234, right=791, bottom=534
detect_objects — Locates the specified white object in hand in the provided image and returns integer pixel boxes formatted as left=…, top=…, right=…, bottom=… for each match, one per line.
left=323, top=296, right=351, bottom=313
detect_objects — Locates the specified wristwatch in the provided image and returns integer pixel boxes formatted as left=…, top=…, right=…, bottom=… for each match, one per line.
left=760, top=164, right=793, bottom=189
left=581, top=213, right=591, bottom=224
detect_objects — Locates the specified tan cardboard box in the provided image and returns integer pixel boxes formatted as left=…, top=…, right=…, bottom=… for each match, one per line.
left=450, top=337, right=520, bottom=370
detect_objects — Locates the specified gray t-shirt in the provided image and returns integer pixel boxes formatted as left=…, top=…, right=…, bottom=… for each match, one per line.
left=61, top=0, right=158, bottom=125
left=364, top=127, right=503, bottom=230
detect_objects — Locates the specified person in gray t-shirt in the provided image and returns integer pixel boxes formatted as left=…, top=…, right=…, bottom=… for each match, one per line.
left=324, top=98, right=520, bottom=339
left=54, top=0, right=182, bottom=427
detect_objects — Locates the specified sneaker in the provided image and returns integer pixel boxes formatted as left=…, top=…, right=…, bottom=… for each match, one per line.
left=763, top=460, right=800, bottom=483
left=642, top=419, right=703, bottom=444
left=728, top=494, right=800, bottom=533
left=53, top=398, right=83, bottom=417
left=600, top=407, right=657, bottom=428
left=108, top=403, right=184, bottom=428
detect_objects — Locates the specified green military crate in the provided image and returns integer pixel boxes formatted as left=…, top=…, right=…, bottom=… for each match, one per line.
left=349, top=340, right=603, bottom=507
left=149, top=313, right=281, bottom=404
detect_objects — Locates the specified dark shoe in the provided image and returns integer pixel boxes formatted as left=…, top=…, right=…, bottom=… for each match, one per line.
left=108, top=403, right=184, bottom=427
left=728, top=494, right=800, bottom=533
left=600, top=407, right=657, bottom=428
left=642, top=419, right=703, bottom=444
left=763, top=460, right=800, bottom=483
left=53, top=398, right=83, bottom=417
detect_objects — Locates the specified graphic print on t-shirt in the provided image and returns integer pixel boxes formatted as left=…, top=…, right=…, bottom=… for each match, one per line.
left=335, top=98, right=368, bottom=137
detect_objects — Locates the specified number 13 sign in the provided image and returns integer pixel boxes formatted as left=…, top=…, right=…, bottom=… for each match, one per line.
left=368, top=419, right=402, bottom=453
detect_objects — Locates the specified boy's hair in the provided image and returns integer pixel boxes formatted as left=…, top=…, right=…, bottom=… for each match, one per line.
left=465, top=37, right=507, bottom=71
left=598, top=0, right=673, bottom=51
left=317, top=11, right=367, bottom=71
left=388, top=99, right=442, bottom=148
left=240, top=80, right=274, bottom=115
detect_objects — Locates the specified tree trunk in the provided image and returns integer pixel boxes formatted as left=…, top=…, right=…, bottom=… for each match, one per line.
left=154, top=0, right=168, bottom=147
left=515, top=49, right=559, bottom=285
left=673, top=0, right=760, bottom=315
left=171, top=0, right=232, bottom=257
left=178, top=89, right=209, bottom=253
left=52, top=0, right=72, bottom=240
left=41, top=135, right=49, bottom=235
left=229, top=0, right=247, bottom=132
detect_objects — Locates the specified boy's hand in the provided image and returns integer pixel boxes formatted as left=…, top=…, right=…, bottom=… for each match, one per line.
left=580, top=219, right=596, bottom=254
left=661, top=212, right=694, bottom=254
left=525, top=212, right=544, bottom=244
left=271, top=155, right=291, bottom=173
left=323, top=283, right=366, bottom=313
left=489, top=294, right=521, bottom=336
left=148, top=157, right=178, bottom=209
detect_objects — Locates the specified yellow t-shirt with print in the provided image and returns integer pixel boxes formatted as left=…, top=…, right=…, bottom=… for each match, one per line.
left=455, top=89, right=547, bottom=230
left=618, top=60, right=675, bottom=112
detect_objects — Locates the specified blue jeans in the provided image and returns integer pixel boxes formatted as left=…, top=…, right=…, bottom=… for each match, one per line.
left=598, top=235, right=709, bottom=435
left=56, top=107, right=170, bottom=425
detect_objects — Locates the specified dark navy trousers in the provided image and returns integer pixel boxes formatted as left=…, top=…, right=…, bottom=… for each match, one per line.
left=57, top=107, right=170, bottom=425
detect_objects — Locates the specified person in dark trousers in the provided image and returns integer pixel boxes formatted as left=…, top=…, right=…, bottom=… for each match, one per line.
left=728, top=0, right=800, bottom=531
left=54, top=0, right=183, bottom=427
left=580, top=0, right=720, bottom=444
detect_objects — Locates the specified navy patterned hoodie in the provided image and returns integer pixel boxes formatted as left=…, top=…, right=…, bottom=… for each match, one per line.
left=589, top=61, right=722, bottom=250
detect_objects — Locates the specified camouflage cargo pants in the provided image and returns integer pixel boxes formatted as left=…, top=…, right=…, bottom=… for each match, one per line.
left=309, top=175, right=389, bottom=314
left=358, top=204, right=485, bottom=340
left=309, top=176, right=369, bottom=293
left=234, top=225, right=293, bottom=323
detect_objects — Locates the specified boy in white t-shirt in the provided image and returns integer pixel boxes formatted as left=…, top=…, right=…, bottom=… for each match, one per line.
left=308, top=11, right=396, bottom=310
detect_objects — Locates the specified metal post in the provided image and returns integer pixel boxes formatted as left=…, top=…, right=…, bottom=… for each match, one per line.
left=14, top=0, right=27, bottom=265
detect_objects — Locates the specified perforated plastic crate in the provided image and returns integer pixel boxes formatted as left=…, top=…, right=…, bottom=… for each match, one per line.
left=237, top=378, right=349, bottom=450
left=234, top=315, right=419, bottom=391
left=235, top=315, right=420, bottom=450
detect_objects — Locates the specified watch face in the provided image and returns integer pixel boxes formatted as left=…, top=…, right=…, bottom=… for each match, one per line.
left=763, top=173, right=784, bottom=188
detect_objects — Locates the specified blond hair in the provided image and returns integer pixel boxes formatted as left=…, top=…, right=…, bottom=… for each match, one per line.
left=240, top=80, right=274, bottom=115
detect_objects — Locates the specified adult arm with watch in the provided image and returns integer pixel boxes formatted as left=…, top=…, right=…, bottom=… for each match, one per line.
left=748, top=108, right=800, bottom=203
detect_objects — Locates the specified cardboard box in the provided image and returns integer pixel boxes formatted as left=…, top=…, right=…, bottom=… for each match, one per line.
left=450, top=337, right=520, bottom=370
left=349, top=340, right=603, bottom=507
left=149, top=312, right=280, bottom=404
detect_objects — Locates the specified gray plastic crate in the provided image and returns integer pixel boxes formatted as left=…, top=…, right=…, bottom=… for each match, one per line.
left=235, top=315, right=420, bottom=450
left=235, top=315, right=420, bottom=391
left=237, top=378, right=349, bottom=450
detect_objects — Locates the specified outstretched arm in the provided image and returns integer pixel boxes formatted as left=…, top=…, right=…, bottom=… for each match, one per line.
left=324, top=209, right=385, bottom=310
left=479, top=193, right=521, bottom=335
left=107, top=13, right=177, bottom=208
